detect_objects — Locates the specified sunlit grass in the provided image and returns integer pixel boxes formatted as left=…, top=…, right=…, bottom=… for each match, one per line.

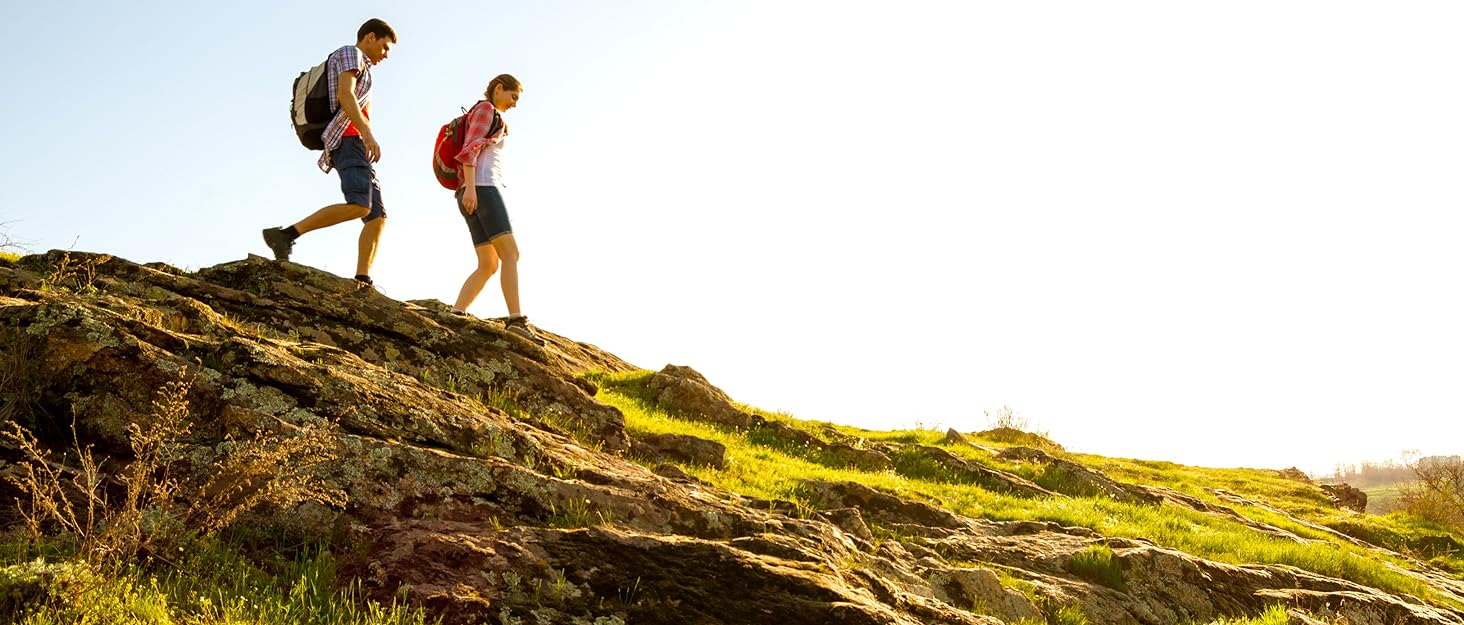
left=0, top=535, right=432, bottom=625
left=1203, top=604, right=1289, bottom=625
left=1067, top=544, right=1126, bottom=591
left=590, top=370, right=1462, bottom=610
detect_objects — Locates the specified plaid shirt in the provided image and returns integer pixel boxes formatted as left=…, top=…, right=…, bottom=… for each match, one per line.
left=317, top=45, right=372, bottom=173
left=453, top=100, right=507, bottom=186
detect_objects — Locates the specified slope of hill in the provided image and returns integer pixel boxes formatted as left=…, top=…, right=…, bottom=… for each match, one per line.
left=1, top=250, right=1462, bottom=625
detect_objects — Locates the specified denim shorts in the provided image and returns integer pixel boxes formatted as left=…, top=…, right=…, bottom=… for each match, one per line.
left=332, top=136, right=386, bottom=222
left=456, top=185, right=512, bottom=246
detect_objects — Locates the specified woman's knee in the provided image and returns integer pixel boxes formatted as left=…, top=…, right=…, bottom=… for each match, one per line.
left=492, top=237, right=520, bottom=263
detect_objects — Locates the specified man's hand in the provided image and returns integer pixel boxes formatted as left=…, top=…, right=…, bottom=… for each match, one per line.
left=360, top=130, right=381, bottom=162
left=337, top=70, right=379, bottom=161
left=461, top=186, right=478, bottom=214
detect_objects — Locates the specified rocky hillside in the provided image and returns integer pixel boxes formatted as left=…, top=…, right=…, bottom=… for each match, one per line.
left=2, top=250, right=1463, bottom=625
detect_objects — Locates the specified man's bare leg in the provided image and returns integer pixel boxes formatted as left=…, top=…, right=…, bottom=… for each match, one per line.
left=293, top=203, right=370, bottom=235
left=356, top=216, right=387, bottom=278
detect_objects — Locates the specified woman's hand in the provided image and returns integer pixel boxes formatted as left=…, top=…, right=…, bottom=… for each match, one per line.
left=461, top=186, right=478, bottom=214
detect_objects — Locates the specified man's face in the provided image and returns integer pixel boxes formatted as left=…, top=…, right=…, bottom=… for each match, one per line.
left=361, top=33, right=394, bottom=65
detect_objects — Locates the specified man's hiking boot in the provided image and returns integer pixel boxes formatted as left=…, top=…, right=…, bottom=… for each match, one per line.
left=261, top=227, right=294, bottom=261
left=504, top=316, right=544, bottom=345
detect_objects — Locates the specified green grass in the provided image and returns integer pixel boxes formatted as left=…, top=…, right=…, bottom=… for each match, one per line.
left=1066, top=544, right=1126, bottom=591
left=590, top=370, right=1464, bottom=611
left=1044, top=601, right=1089, bottom=625
left=1365, top=484, right=1405, bottom=512
left=1203, top=604, right=1289, bottom=625
left=0, top=534, right=433, bottom=625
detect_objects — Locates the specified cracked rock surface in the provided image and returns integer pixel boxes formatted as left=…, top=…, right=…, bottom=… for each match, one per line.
left=2, top=251, right=1462, bottom=625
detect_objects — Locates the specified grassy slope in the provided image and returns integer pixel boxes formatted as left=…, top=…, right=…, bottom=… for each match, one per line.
left=4, top=366, right=1461, bottom=623
left=592, top=370, right=1464, bottom=613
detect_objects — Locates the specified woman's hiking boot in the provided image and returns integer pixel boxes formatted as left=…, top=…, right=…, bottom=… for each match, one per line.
left=505, top=315, right=544, bottom=345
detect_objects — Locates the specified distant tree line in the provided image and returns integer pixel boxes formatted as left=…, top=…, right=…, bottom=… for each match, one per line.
left=1318, top=455, right=1462, bottom=488
left=1319, top=454, right=1464, bottom=529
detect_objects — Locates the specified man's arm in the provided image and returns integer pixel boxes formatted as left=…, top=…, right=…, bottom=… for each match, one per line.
left=337, top=71, right=380, bottom=162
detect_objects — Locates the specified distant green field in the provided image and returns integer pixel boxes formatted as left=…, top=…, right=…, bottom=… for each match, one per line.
left=1366, top=484, right=1408, bottom=514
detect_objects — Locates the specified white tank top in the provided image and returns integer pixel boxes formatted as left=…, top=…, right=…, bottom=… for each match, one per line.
left=474, top=136, right=506, bottom=187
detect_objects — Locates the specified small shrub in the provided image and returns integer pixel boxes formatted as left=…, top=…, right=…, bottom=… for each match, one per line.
left=1066, top=544, right=1126, bottom=592
left=0, top=222, right=26, bottom=262
left=1, top=369, right=345, bottom=569
left=37, top=250, right=111, bottom=294
left=1398, top=456, right=1464, bottom=530
left=977, top=406, right=1063, bottom=452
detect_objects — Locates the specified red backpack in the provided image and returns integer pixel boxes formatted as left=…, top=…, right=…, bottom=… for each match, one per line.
left=432, top=101, right=503, bottom=190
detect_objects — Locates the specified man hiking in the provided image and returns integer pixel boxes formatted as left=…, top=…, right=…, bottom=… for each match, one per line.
left=263, top=18, right=396, bottom=286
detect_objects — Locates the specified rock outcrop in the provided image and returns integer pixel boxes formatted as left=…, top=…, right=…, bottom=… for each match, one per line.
left=2, top=250, right=1463, bottom=625
left=1321, top=483, right=1369, bottom=514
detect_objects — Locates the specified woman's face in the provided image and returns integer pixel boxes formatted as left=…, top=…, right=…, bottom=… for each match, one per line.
left=493, top=87, right=521, bottom=111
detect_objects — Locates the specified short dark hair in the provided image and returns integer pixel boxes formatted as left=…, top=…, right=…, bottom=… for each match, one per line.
left=357, top=18, right=397, bottom=43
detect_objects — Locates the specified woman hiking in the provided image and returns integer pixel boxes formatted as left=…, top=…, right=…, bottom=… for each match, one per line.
left=450, top=74, right=540, bottom=344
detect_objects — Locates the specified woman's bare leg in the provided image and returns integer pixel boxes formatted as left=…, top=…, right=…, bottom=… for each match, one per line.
left=490, top=233, right=521, bottom=316
left=453, top=243, right=500, bottom=312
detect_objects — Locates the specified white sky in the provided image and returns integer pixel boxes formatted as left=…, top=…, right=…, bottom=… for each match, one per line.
left=5, top=2, right=1463, bottom=474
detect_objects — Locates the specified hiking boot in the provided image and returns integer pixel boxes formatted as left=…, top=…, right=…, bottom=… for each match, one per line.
left=261, top=227, right=294, bottom=261
left=504, top=315, right=544, bottom=345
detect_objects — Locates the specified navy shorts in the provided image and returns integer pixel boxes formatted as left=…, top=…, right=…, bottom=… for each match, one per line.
left=332, top=136, right=386, bottom=222
left=456, top=185, right=512, bottom=246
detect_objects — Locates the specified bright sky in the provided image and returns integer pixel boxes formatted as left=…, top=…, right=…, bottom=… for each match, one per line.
left=6, top=2, right=1463, bottom=475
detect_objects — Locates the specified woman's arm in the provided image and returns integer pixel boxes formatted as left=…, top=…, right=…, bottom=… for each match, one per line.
left=461, top=163, right=478, bottom=214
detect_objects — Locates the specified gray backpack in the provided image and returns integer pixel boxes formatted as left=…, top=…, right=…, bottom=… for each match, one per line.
left=290, top=56, right=332, bottom=150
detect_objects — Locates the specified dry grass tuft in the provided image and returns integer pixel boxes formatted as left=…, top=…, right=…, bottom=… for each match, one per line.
left=38, top=251, right=112, bottom=294
left=1, top=369, right=345, bottom=569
